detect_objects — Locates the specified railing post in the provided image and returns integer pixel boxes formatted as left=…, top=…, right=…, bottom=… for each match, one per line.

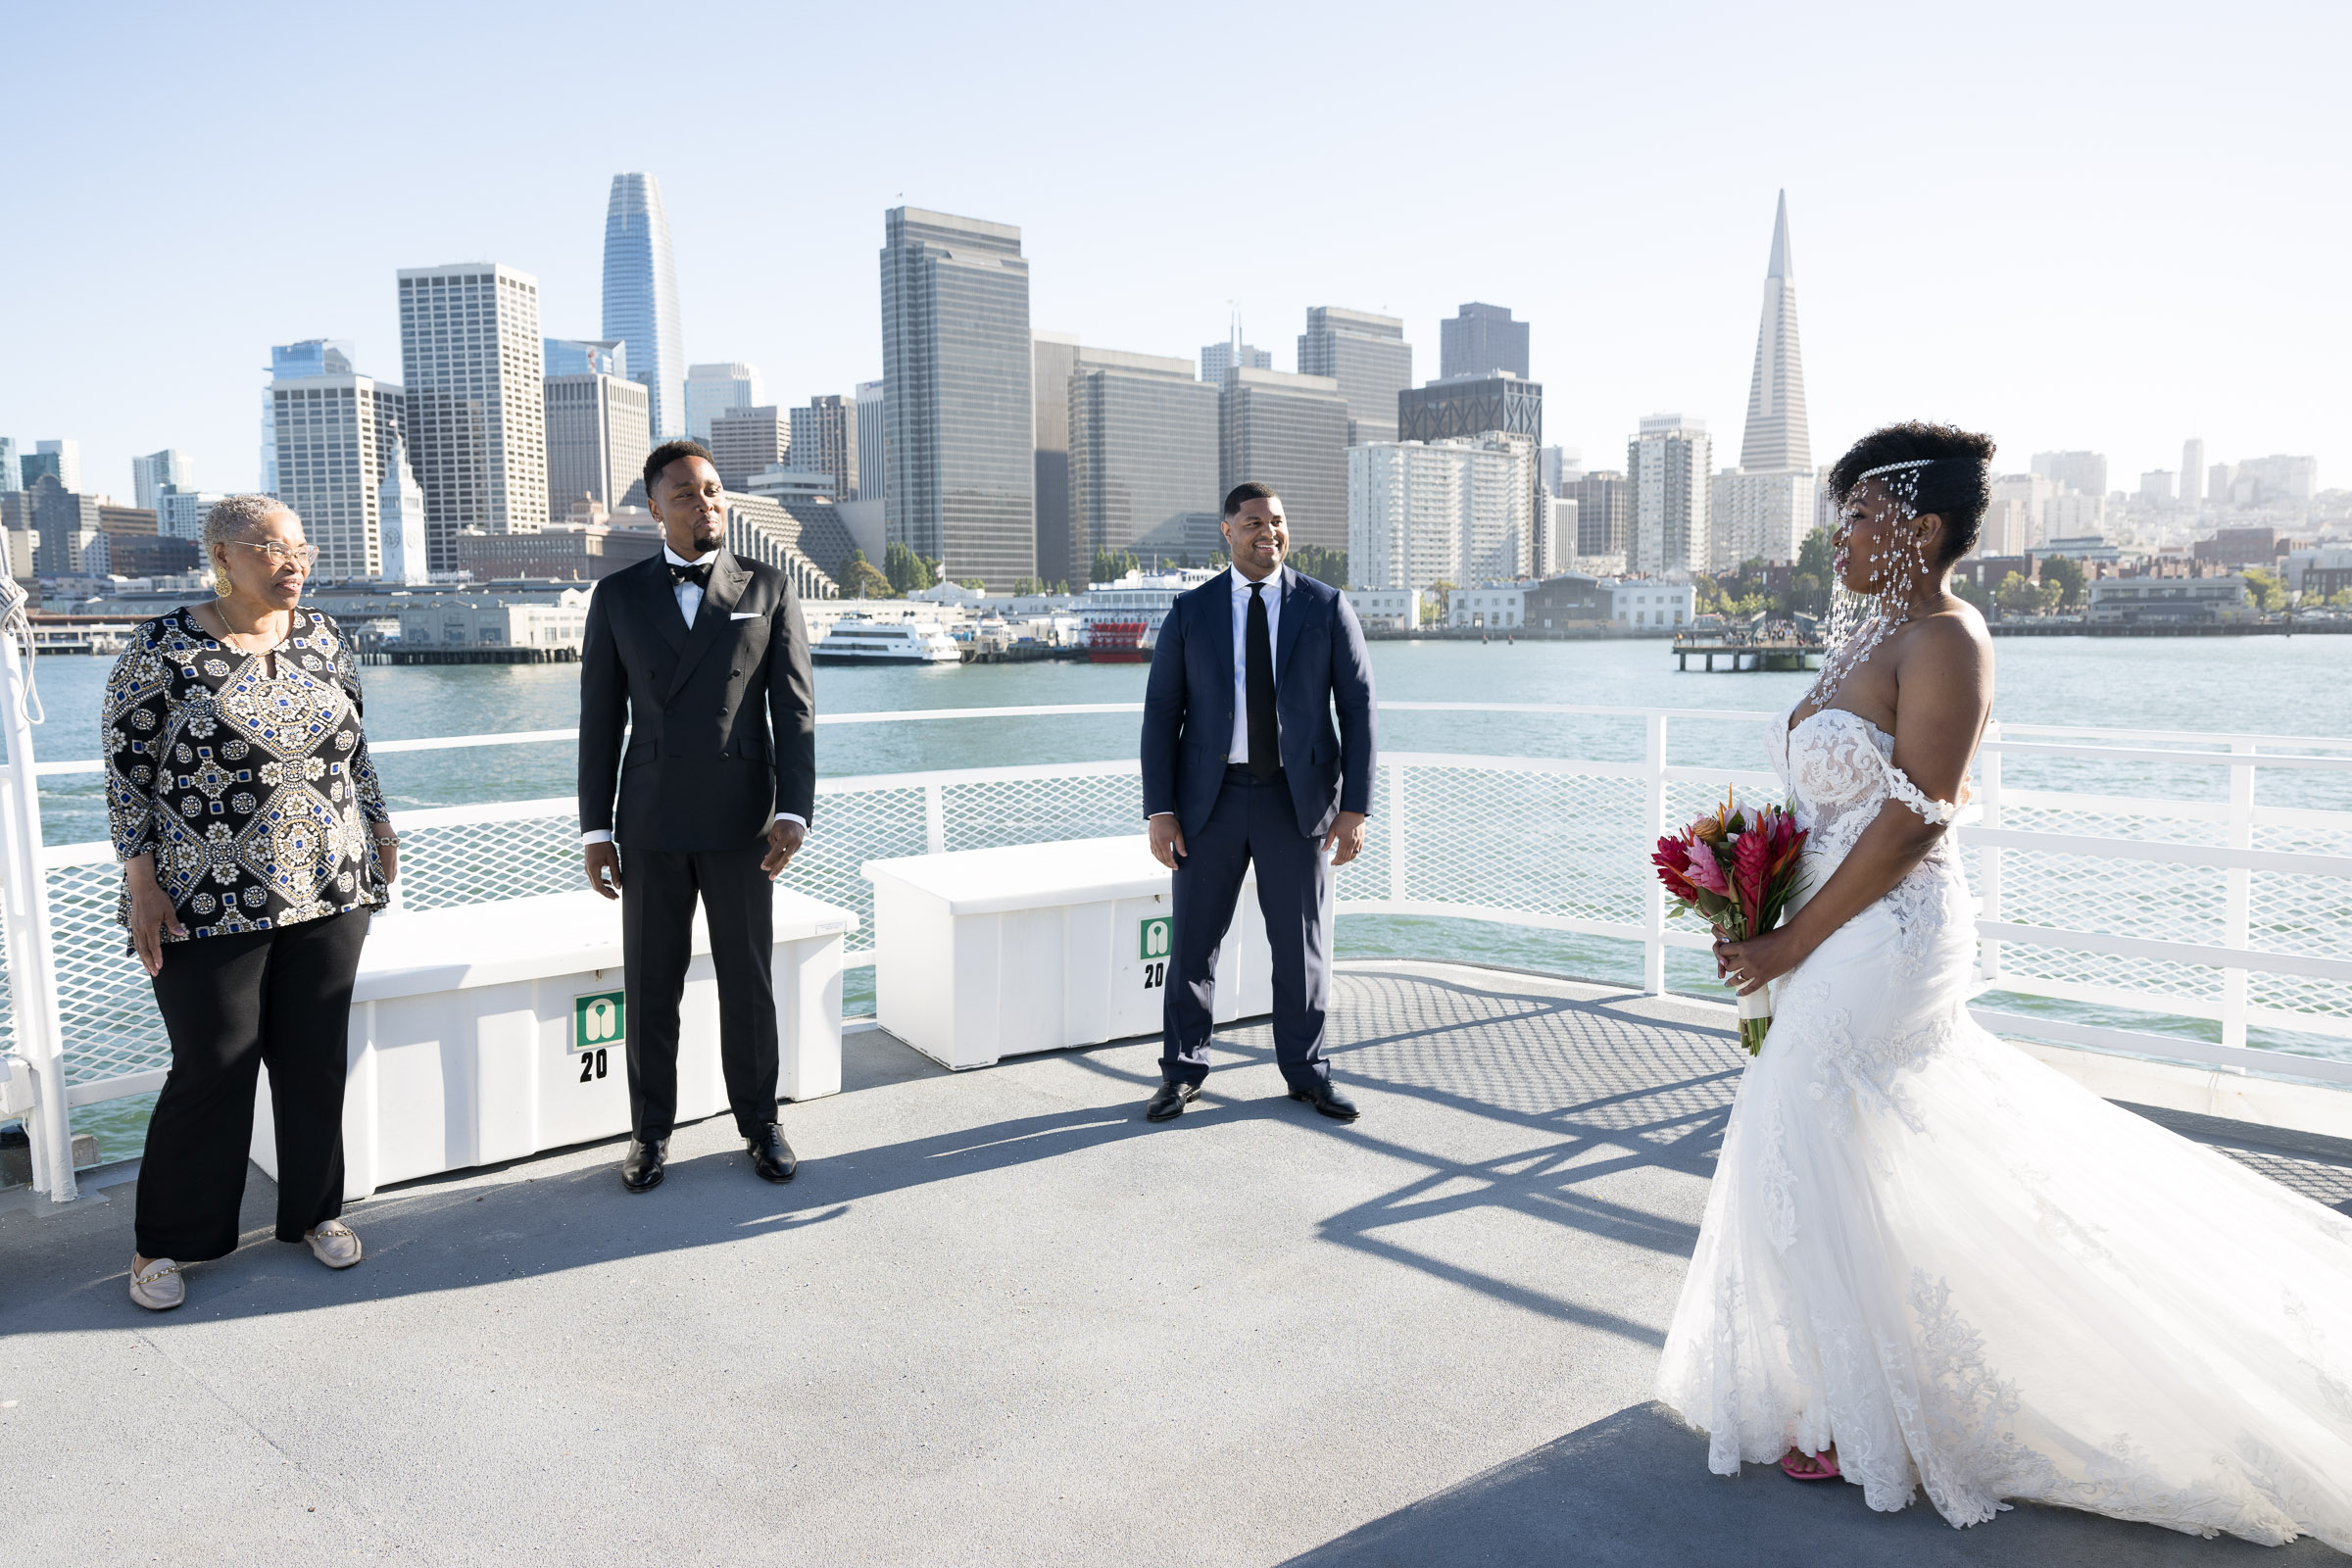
left=2221, top=739, right=2254, bottom=1052
left=1385, top=760, right=1406, bottom=906
left=1642, top=711, right=1668, bottom=995
left=0, top=631, right=74, bottom=1201
left=923, top=782, right=947, bottom=855
left=1977, top=720, right=2002, bottom=985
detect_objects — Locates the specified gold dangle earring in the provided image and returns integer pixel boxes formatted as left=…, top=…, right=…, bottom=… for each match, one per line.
left=213, top=551, right=233, bottom=598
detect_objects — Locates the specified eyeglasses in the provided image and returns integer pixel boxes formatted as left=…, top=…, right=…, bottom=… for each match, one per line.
left=228, top=539, right=319, bottom=571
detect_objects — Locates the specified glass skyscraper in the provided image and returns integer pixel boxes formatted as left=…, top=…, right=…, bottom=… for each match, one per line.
left=261, top=340, right=354, bottom=493
left=879, top=207, right=1034, bottom=590
left=1068, top=348, right=1220, bottom=579
left=1298, top=307, right=1411, bottom=446
left=602, top=172, right=684, bottom=442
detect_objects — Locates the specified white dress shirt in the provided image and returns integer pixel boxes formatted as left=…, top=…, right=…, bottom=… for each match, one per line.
left=1227, top=565, right=1281, bottom=764
left=580, top=545, right=807, bottom=846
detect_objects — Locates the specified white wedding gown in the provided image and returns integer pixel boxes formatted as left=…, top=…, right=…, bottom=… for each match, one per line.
left=1655, top=706, right=2352, bottom=1547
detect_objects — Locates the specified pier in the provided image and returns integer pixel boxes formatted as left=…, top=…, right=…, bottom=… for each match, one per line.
left=387, top=646, right=580, bottom=664
left=1672, top=633, right=1825, bottom=672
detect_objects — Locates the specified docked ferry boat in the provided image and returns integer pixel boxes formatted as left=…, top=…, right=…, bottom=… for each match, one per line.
left=810, top=618, right=962, bottom=665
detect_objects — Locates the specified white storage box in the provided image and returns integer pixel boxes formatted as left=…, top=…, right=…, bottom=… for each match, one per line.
left=861, top=834, right=1275, bottom=1070
left=255, top=886, right=855, bottom=1200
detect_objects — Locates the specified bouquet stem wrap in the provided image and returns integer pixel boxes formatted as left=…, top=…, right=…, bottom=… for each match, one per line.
left=1735, top=984, right=1774, bottom=1056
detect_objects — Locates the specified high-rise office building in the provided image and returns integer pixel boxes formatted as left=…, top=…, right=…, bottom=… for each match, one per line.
left=1540, top=445, right=1583, bottom=496
left=789, top=395, right=859, bottom=499
left=1710, top=468, right=1813, bottom=569
left=0, top=438, right=17, bottom=494
left=1200, top=322, right=1272, bottom=388
left=1219, top=368, right=1350, bottom=552
left=1439, top=303, right=1529, bottom=380
left=1986, top=472, right=2057, bottom=553
left=545, top=367, right=652, bottom=520
left=31, top=440, right=82, bottom=493
left=2139, top=469, right=2176, bottom=504
left=378, top=438, right=429, bottom=584
left=686, top=362, right=763, bottom=443
left=879, top=207, right=1034, bottom=589
left=708, top=406, right=789, bottom=490
left=2180, top=438, right=2206, bottom=507
left=1630, top=415, right=1711, bottom=576
left=20, top=474, right=103, bottom=575
left=156, top=486, right=223, bottom=542
left=855, top=379, right=887, bottom=503
left=2032, top=450, right=2109, bottom=498
left=1032, top=331, right=1080, bottom=587
left=396, top=262, right=549, bottom=571
left=1348, top=436, right=1534, bottom=596
left=1740, top=193, right=1810, bottom=472
left=1397, top=374, right=1543, bottom=445
left=269, top=367, right=405, bottom=580
left=544, top=338, right=625, bottom=378
left=1568, top=470, right=1631, bottom=561
left=1068, top=346, right=1221, bottom=580
left=130, top=450, right=190, bottom=511
left=603, top=172, right=685, bottom=440
left=2234, top=454, right=2320, bottom=504
left=261, top=340, right=355, bottom=492
left=1298, top=307, right=1411, bottom=446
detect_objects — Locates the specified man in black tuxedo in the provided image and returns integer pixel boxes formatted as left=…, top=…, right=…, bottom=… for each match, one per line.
left=1138, top=481, right=1377, bottom=1123
left=578, top=439, right=817, bottom=1192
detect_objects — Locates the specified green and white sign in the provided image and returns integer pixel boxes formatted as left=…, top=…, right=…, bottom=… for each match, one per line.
left=1139, top=915, right=1172, bottom=960
left=573, top=989, right=625, bottom=1053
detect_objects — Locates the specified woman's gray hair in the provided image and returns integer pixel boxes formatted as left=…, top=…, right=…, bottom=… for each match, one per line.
left=203, top=494, right=297, bottom=554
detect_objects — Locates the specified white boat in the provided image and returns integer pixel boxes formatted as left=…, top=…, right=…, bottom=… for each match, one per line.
left=811, top=618, right=962, bottom=665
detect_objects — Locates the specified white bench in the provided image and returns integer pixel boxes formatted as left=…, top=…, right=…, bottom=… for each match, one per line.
left=254, top=886, right=856, bottom=1200
left=861, top=834, right=1273, bottom=1070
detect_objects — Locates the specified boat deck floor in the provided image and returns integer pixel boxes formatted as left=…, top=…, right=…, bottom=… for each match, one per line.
left=6, top=959, right=2347, bottom=1567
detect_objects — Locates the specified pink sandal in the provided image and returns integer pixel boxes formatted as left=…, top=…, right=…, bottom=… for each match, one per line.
left=1780, top=1449, right=1840, bottom=1482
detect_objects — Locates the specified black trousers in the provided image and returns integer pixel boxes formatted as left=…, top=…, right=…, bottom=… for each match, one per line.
left=619, top=843, right=779, bottom=1142
left=1159, top=766, right=1334, bottom=1091
left=134, top=907, right=370, bottom=1261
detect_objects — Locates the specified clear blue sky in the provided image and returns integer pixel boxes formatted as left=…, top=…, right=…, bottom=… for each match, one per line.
left=5, top=1, right=2344, bottom=503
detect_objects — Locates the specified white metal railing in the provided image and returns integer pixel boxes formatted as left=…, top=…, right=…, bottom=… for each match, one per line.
left=3, top=675, right=2348, bottom=1202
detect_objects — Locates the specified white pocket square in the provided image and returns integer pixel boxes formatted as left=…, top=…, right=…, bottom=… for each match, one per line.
left=730, top=611, right=760, bottom=620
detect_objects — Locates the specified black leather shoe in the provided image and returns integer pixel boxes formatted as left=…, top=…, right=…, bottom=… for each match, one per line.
left=746, top=1123, right=797, bottom=1183
left=1145, top=1080, right=1200, bottom=1122
left=621, top=1137, right=667, bottom=1193
left=1289, top=1082, right=1359, bottom=1121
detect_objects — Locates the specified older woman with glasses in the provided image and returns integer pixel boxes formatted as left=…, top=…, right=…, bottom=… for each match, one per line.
left=104, top=495, right=397, bottom=1310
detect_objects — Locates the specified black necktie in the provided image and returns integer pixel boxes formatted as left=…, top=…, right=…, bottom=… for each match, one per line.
left=1246, top=582, right=1278, bottom=781
left=668, top=561, right=711, bottom=588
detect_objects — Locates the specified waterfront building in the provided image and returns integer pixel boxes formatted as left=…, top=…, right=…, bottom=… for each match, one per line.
left=544, top=367, right=652, bottom=520
left=1610, top=578, right=1693, bottom=629
left=1568, top=469, right=1631, bottom=561
left=155, top=486, right=222, bottom=542
left=856, top=379, right=887, bottom=503
left=455, top=518, right=661, bottom=581
left=2033, top=450, right=2108, bottom=499
left=709, top=406, right=789, bottom=490
left=879, top=206, right=1034, bottom=590
left=1439, top=303, right=1529, bottom=381
left=129, top=450, right=190, bottom=511
left=1221, top=367, right=1349, bottom=552
left=1348, top=435, right=1533, bottom=597
left=396, top=589, right=593, bottom=657
left=0, top=438, right=16, bottom=494
left=1629, top=415, right=1711, bottom=577
left=1348, top=586, right=1422, bottom=631
left=1298, top=307, right=1411, bottom=446
left=1200, top=324, right=1271, bottom=388
left=2180, top=438, right=2205, bottom=507
left=379, top=439, right=428, bottom=585
left=602, top=172, right=685, bottom=440
left=2087, top=575, right=2251, bottom=626
left=260, top=340, right=355, bottom=493
left=1525, top=571, right=1613, bottom=629
left=686, top=362, right=763, bottom=443
left=2193, top=525, right=2292, bottom=568
left=270, top=365, right=406, bottom=580
left=1448, top=582, right=1529, bottom=630
left=1033, top=331, right=1080, bottom=587
left=543, top=338, right=624, bottom=378
left=397, top=262, right=548, bottom=571
left=2140, top=469, right=2176, bottom=504
left=790, top=394, right=859, bottom=502
left=1068, top=346, right=1221, bottom=578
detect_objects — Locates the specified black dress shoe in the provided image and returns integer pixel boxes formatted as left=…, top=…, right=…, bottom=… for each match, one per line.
left=1288, top=1082, right=1359, bottom=1121
left=1145, top=1080, right=1201, bottom=1122
left=621, top=1136, right=667, bottom=1193
left=746, top=1122, right=797, bottom=1183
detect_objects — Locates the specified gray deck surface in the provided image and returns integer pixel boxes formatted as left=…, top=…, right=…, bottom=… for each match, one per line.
left=5, top=960, right=2347, bottom=1568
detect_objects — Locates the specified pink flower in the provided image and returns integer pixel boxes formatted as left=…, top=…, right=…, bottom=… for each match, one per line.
left=1683, top=844, right=1731, bottom=896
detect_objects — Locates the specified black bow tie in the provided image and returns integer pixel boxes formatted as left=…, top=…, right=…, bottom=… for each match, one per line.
left=668, top=561, right=712, bottom=587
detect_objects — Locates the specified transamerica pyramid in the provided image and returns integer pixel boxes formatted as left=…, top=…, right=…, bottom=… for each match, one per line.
left=1739, top=191, right=1810, bottom=472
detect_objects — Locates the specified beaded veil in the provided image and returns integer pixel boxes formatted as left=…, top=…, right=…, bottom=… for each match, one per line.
left=1801, top=457, right=1936, bottom=713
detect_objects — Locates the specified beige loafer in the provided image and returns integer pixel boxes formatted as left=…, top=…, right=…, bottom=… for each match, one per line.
left=305, top=1220, right=363, bottom=1269
left=129, top=1257, right=185, bottom=1311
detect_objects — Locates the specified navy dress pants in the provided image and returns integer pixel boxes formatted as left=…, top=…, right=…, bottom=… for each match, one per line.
left=1159, top=766, right=1334, bottom=1090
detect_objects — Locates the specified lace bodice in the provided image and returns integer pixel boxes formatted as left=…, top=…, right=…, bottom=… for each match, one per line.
left=1769, top=707, right=1959, bottom=878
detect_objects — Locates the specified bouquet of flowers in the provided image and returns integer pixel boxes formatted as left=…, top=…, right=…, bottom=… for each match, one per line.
left=1652, top=794, right=1809, bottom=1054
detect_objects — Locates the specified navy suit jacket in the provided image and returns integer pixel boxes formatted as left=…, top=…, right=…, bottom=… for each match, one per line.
left=1140, top=566, right=1377, bottom=839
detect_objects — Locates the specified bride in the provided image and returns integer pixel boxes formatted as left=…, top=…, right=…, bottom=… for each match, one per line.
left=1661, top=421, right=2352, bottom=1547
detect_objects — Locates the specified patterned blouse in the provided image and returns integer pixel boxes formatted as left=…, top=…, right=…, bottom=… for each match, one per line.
left=104, top=607, right=392, bottom=942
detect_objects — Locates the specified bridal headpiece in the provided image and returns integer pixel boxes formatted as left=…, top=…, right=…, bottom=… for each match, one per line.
left=1803, top=459, right=1937, bottom=712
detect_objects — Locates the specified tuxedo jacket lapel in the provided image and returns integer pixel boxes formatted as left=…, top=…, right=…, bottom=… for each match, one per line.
left=1208, top=573, right=1237, bottom=731
left=661, top=552, right=748, bottom=707
left=1274, top=565, right=1308, bottom=687
left=639, top=558, right=689, bottom=655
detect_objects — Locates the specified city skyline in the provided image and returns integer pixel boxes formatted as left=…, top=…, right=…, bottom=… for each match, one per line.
left=3, top=5, right=2345, bottom=514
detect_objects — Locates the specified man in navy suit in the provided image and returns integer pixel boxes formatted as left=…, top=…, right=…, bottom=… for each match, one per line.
left=1138, top=481, right=1377, bottom=1123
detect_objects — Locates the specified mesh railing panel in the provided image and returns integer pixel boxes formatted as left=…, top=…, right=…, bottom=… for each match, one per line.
left=46, top=864, right=161, bottom=1088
